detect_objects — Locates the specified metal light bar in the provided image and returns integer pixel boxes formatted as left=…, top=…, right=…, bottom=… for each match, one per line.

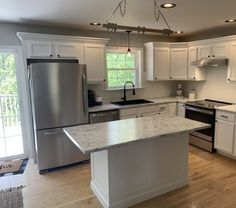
left=103, top=23, right=173, bottom=35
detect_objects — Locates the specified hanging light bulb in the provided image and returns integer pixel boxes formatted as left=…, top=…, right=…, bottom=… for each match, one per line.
left=126, top=31, right=132, bottom=59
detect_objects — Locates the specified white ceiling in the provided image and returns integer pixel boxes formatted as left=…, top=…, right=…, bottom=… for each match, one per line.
left=1, top=0, right=236, bottom=36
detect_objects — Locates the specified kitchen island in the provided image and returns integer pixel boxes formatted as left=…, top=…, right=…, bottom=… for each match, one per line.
left=64, top=115, right=209, bottom=208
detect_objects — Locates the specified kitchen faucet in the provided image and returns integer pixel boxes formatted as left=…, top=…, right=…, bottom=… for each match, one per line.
left=122, top=81, right=136, bottom=102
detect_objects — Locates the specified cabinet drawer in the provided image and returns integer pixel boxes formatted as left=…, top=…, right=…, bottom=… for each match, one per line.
left=120, top=108, right=138, bottom=117
left=139, top=105, right=156, bottom=114
left=156, top=104, right=168, bottom=112
left=216, top=111, right=235, bottom=122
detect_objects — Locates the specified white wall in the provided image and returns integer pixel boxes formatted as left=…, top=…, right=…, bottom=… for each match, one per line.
left=184, top=66, right=236, bottom=103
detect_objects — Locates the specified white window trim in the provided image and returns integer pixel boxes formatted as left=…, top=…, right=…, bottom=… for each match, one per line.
left=105, top=47, right=143, bottom=90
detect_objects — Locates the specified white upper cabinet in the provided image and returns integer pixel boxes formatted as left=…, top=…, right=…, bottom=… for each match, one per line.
left=198, top=44, right=212, bottom=59
left=198, top=43, right=228, bottom=59
left=54, top=43, right=77, bottom=58
left=188, top=47, right=206, bottom=81
left=84, top=45, right=105, bottom=83
left=145, top=42, right=170, bottom=81
left=170, top=47, right=188, bottom=80
left=227, top=41, right=236, bottom=81
left=28, top=42, right=77, bottom=59
left=28, top=41, right=53, bottom=58
left=212, top=43, right=229, bottom=58
left=153, top=47, right=170, bottom=80
left=17, top=33, right=109, bottom=83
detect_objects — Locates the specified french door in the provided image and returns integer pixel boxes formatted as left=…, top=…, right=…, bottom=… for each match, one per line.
left=0, top=47, right=27, bottom=160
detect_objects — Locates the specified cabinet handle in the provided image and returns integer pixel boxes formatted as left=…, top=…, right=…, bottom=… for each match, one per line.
left=57, top=54, right=60, bottom=57
left=221, top=115, right=228, bottom=119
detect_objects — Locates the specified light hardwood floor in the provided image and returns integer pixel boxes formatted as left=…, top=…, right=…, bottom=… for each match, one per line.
left=1, top=145, right=236, bottom=208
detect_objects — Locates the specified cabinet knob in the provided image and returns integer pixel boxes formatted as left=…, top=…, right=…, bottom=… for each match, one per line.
left=103, top=79, right=106, bottom=82
left=193, top=77, right=196, bottom=80
left=136, top=116, right=138, bottom=118
left=57, top=54, right=60, bottom=57
left=50, top=54, right=53, bottom=57
left=228, top=78, right=231, bottom=81
left=208, top=55, right=210, bottom=58
left=155, top=77, right=157, bottom=80
left=141, top=115, right=143, bottom=117
left=212, top=55, right=215, bottom=57
left=170, top=77, right=173, bottom=79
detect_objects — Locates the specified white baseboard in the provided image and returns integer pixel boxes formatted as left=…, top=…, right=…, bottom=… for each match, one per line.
left=91, top=179, right=188, bottom=208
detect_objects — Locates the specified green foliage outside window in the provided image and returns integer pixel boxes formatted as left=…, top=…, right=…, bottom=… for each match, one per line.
left=106, top=52, right=136, bottom=88
left=0, top=53, right=17, bottom=95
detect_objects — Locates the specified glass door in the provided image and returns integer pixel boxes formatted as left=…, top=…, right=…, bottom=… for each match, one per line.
left=0, top=50, right=26, bottom=160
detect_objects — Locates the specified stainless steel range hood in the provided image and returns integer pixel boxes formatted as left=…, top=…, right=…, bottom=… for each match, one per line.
left=191, top=58, right=228, bottom=67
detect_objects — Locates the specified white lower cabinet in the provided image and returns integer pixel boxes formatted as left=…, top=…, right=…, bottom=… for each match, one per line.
left=120, top=104, right=171, bottom=120
left=119, top=108, right=139, bottom=119
left=215, top=120, right=234, bottom=154
left=168, top=103, right=177, bottom=116
left=177, top=103, right=185, bottom=117
left=215, top=110, right=236, bottom=155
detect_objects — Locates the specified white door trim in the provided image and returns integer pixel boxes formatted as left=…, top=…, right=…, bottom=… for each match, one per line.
left=0, top=45, right=33, bottom=160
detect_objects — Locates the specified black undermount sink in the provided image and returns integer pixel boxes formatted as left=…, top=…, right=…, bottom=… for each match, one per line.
left=111, top=99, right=154, bottom=106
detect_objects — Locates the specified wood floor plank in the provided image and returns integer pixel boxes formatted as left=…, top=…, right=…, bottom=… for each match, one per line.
left=1, top=145, right=236, bottom=207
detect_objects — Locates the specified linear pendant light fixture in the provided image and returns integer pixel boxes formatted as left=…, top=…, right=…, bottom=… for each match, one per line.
left=101, top=0, right=174, bottom=36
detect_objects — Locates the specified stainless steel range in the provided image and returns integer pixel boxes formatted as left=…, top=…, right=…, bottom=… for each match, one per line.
left=185, top=99, right=232, bottom=152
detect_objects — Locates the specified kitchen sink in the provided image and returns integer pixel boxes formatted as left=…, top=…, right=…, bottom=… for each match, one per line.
left=111, top=99, right=154, bottom=106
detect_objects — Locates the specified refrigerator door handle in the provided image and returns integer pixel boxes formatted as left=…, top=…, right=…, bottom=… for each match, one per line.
left=81, top=74, right=86, bottom=115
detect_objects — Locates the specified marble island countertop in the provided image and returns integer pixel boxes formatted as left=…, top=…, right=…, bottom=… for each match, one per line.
left=88, top=97, right=196, bottom=113
left=215, top=104, right=236, bottom=113
left=64, top=115, right=210, bottom=154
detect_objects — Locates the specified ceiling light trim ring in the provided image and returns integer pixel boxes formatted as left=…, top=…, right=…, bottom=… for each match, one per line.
left=160, top=3, right=176, bottom=8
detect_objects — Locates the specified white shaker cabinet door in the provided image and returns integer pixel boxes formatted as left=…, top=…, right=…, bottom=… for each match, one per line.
left=170, top=48, right=188, bottom=80
left=54, top=43, right=77, bottom=58
left=198, top=44, right=211, bottom=59
left=215, top=120, right=234, bottom=154
left=84, top=45, right=105, bottom=83
left=28, top=41, right=53, bottom=58
left=227, top=42, right=236, bottom=81
left=177, top=103, right=185, bottom=117
left=154, top=47, right=170, bottom=80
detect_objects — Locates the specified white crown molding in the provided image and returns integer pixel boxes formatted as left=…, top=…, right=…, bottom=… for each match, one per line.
left=17, top=32, right=110, bottom=45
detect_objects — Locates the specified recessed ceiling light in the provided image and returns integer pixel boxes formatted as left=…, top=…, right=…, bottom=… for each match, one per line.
left=175, top=31, right=183, bottom=34
left=160, top=3, right=176, bottom=8
left=90, top=22, right=101, bottom=26
left=225, top=19, right=236, bottom=23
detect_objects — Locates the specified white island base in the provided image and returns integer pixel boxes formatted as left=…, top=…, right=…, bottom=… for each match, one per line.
left=90, top=133, right=189, bottom=208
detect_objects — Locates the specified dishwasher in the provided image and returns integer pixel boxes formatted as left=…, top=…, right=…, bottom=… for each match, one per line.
left=89, top=110, right=120, bottom=124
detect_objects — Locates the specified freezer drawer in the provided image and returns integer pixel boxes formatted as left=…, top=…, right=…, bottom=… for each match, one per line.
left=36, top=128, right=89, bottom=172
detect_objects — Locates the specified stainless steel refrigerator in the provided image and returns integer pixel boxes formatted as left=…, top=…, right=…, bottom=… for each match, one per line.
left=28, top=59, right=89, bottom=173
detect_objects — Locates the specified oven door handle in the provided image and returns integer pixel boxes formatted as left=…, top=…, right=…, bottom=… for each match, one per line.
left=185, top=105, right=214, bottom=115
